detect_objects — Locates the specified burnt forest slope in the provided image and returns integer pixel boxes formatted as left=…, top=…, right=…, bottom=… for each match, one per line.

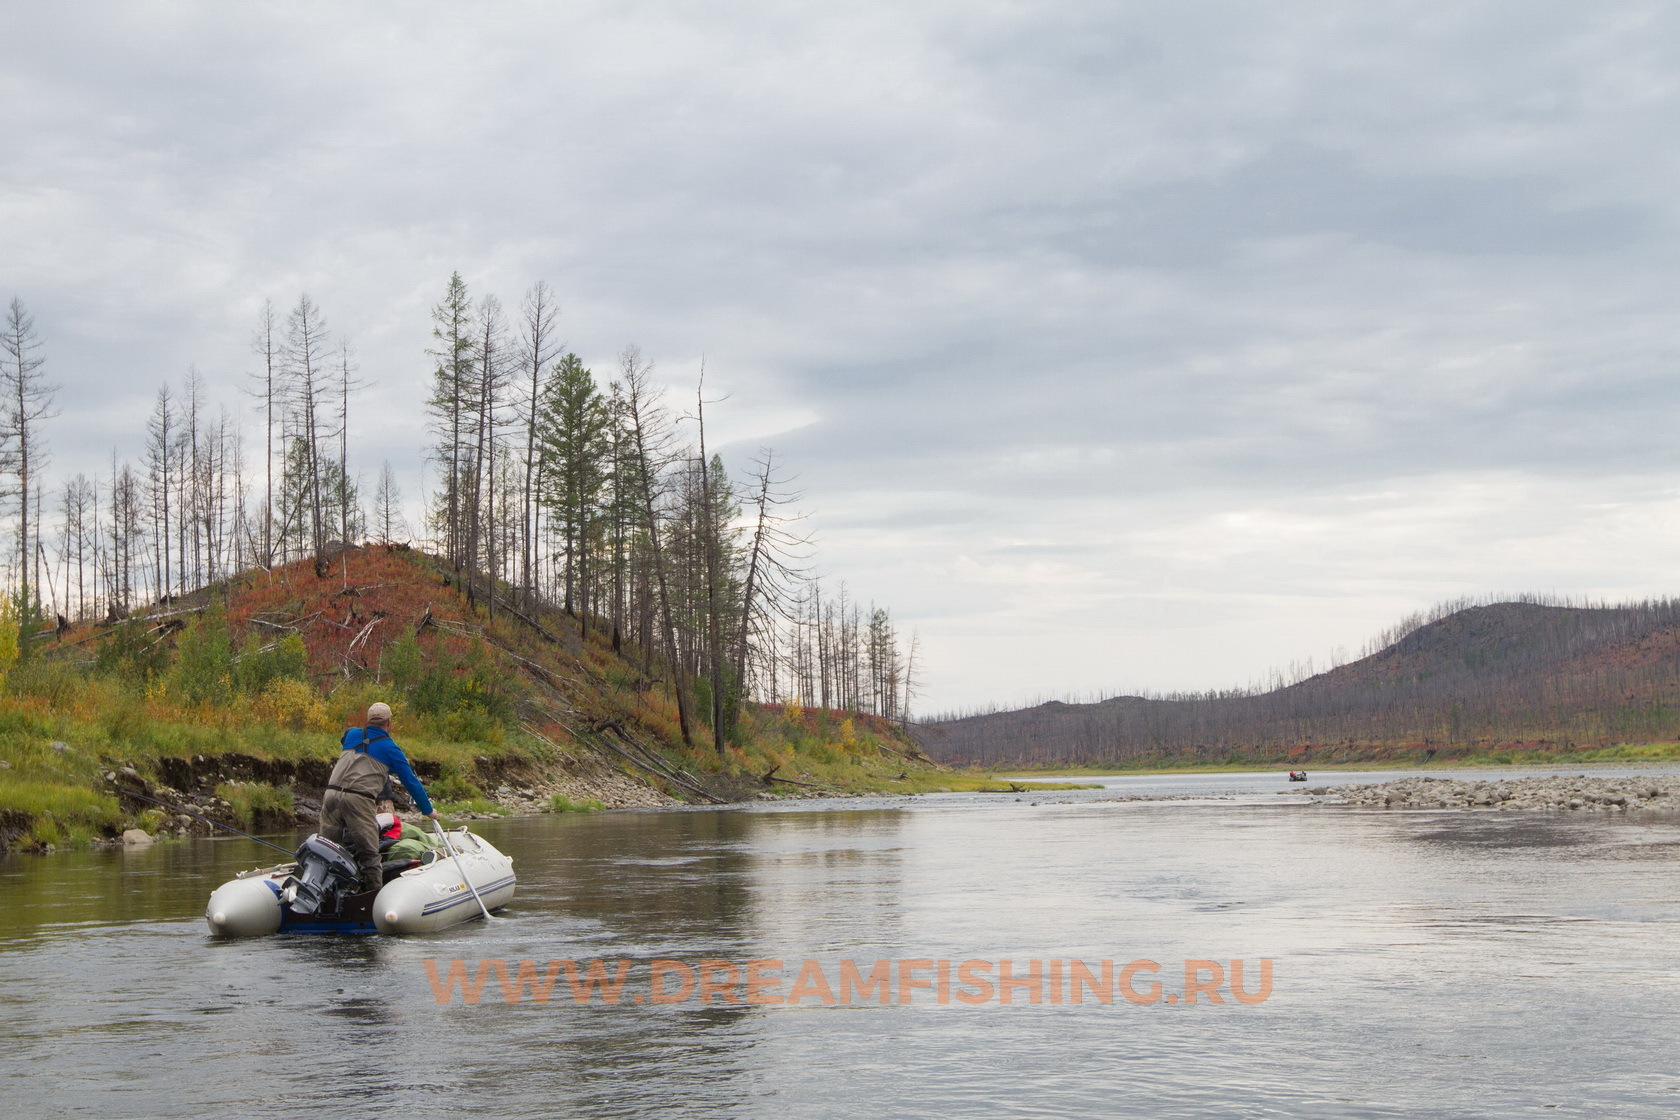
left=920, top=600, right=1680, bottom=767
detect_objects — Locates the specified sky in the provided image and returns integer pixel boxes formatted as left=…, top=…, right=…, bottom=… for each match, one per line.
left=3, top=2, right=1680, bottom=712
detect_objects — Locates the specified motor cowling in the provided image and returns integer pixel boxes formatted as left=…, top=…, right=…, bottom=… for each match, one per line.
left=282, top=834, right=362, bottom=915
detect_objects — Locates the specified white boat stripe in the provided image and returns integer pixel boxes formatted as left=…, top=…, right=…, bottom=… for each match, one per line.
left=417, top=875, right=517, bottom=916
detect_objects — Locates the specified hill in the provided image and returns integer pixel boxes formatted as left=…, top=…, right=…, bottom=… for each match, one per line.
left=919, top=598, right=1680, bottom=768
left=0, top=545, right=979, bottom=855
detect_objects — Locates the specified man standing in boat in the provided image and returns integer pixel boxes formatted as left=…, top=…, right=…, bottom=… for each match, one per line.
left=321, top=702, right=439, bottom=893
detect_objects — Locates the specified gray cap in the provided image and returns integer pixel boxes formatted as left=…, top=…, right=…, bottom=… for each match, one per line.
left=367, top=702, right=393, bottom=723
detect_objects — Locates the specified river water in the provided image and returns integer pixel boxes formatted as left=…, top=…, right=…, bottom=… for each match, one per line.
left=5, top=769, right=1680, bottom=1118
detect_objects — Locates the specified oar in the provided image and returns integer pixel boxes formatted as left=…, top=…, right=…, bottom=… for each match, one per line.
left=117, top=787, right=296, bottom=857
left=433, top=819, right=494, bottom=921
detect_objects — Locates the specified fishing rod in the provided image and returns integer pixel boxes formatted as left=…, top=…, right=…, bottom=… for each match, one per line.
left=116, top=787, right=297, bottom=857
left=433, top=819, right=494, bottom=922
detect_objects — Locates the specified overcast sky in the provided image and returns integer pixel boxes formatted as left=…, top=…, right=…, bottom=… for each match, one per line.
left=4, top=2, right=1680, bottom=712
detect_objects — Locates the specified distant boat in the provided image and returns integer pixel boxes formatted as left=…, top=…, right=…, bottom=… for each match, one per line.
left=1287, top=771, right=1308, bottom=782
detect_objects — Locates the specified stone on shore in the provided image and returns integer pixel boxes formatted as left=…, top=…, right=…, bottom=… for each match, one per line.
left=1295, top=773, right=1680, bottom=812
left=121, top=829, right=154, bottom=846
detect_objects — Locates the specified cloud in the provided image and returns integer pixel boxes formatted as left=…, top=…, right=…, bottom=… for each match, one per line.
left=3, top=2, right=1679, bottom=708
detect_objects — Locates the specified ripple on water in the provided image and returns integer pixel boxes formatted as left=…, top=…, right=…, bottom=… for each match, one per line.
left=4, top=798, right=1680, bottom=1117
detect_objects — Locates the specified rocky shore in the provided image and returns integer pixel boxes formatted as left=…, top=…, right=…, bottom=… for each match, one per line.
left=1289, top=774, right=1680, bottom=812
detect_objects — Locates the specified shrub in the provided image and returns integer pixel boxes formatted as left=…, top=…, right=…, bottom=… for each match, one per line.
left=252, top=678, right=331, bottom=732
left=434, top=708, right=504, bottom=745
left=234, top=633, right=309, bottom=696
left=408, top=668, right=459, bottom=715
left=0, top=595, right=18, bottom=685
left=168, top=612, right=234, bottom=706
left=429, top=768, right=484, bottom=802
left=11, top=590, right=44, bottom=667
left=95, top=618, right=170, bottom=682
left=384, top=630, right=422, bottom=692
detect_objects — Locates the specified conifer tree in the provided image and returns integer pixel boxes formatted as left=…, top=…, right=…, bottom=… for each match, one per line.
left=425, top=273, right=475, bottom=569
left=536, top=353, right=609, bottom=628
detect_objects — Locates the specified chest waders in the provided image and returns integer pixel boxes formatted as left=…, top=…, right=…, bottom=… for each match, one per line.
left=327, top=729, right=391, bottom=800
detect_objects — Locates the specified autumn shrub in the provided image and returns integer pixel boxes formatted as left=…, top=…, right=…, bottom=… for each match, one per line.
left=461, top=708, right=509, bottom=743
left=252, top=678, right=331, bottom=732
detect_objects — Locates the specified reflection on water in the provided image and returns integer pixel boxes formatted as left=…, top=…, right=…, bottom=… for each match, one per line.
left=5, top=793, right=1680, bottom=1118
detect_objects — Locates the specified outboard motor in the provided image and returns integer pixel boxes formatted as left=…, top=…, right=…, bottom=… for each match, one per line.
left=281, top=834, right=363, bottom=915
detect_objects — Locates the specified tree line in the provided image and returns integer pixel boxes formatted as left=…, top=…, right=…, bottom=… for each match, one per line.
left=2, top=279, right=919, bottom=745
left=925, top=598, right=1680, bottom=765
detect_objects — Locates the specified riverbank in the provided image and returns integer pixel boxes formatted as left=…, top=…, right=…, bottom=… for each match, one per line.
left=0, top=547, right=1029, bottom=856
left=1288, top=773, right=1680, bottom=811
left=988, top=742, right=1680, bottom=778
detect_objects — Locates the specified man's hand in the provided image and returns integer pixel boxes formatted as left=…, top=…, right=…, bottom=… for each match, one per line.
left=426, top=810, right=440, bottom=820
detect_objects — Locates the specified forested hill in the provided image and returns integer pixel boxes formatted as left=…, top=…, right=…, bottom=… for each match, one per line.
left=920, top=599, right=1680, bottom=767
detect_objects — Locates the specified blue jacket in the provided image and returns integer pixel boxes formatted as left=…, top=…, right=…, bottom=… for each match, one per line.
left=339, top=725, right=435, bottom=816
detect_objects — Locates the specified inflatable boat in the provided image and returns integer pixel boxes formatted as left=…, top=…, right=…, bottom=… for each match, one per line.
left=205, top=828, right=515, bottom=936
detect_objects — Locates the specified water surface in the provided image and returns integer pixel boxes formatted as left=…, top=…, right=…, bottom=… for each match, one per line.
left=4, top=786, right=1679, bottom=1118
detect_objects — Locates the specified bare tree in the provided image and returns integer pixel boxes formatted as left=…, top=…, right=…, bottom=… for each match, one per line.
left=517, top=281, right=561, bottom=608
left=143, top=386, right=176, bottom=600
left=247, top=299, right=279, bottom=565
left=619, top=346, right=695, bottom=749
left=282, top=294, right=332, bottom=574
left=374, top=460, right=405, bottom=543
left=732, top=449, right=809, bottom=722
left=1, top=299, right=58, bottom=599
left=465, top=294, right=509, bottom=608
left=57, top=474, right=93, bottom=619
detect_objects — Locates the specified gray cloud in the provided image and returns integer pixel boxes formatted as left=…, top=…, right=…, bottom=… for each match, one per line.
left=3, top=2, right=1680, bottom=707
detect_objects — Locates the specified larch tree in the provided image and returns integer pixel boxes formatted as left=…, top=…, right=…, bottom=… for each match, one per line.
left=424, top=273, right=475, bottom=569
left=536, top=353, right=608, bottom=628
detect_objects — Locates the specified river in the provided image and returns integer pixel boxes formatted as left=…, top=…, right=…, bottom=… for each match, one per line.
left=5, top=769, right=1680, bottom=1118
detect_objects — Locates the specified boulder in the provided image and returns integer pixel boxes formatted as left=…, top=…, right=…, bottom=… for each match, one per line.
left=121, top=829, right=153, bottom=846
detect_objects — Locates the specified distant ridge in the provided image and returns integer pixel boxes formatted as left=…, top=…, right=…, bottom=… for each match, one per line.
left=919, top=599, right=1680, bottom=766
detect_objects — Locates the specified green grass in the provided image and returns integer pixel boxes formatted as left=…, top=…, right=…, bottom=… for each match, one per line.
left=0, top=776, right=122, bottom=850
left=548, top=794, right=605, bottom=813
left=214, top=781, right=294, bottom=827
